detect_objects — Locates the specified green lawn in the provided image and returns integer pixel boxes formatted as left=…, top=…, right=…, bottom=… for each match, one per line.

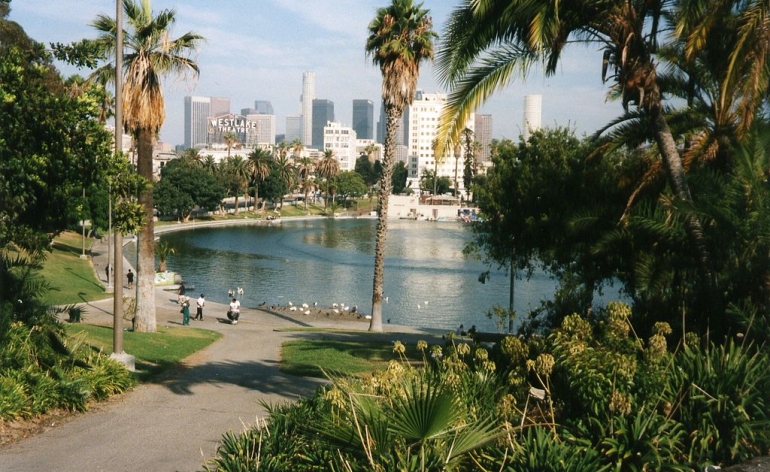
left=41, top=231, right=109, bottom=306
left=280, top=332, right=436, bottom=378
left=66, top=323, right=222, bottom=382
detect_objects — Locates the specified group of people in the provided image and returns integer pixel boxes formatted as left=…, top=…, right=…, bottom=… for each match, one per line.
left=178, top=282, right=240, bottom=325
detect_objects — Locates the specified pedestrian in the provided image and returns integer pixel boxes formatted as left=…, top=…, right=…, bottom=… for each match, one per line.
left=126, top=268, right=133, bottom=289
left=180, top=296, right=191, bottom=325
left=227, top=297, right=240, bottom=325
left=177, top=282, right=186, bottom=304
left=195, top=293, right=205, bottom=321
left=105, top=264, right=111, bottom=284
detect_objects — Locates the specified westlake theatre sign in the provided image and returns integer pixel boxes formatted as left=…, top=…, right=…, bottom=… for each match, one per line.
left=208, top=115, right=258, bottom=135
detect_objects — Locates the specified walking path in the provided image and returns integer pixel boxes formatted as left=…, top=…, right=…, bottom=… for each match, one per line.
left=0, top=232, right=429, bottom=471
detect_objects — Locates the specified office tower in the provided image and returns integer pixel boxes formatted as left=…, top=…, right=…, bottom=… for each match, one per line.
left=241, top=113, right=276, bottom=147
left=323, top=122, right=357, bottom=171
left=184, top=96, right=210, bottom=149
left=523, top=94, right=542, bottom=141
left=254, top=100, right=274, bottom=115
left=209, top=97, right=231, bottom=117
left=285, top=115, right=301, bottom=143
left=301, top=71, right=315, bottom=147
left=312, top=99, right=334, bottom=149
left=405, top=90, right=473, bottom=189
left=352, top=99, right=374, bottom=140
left=474, top=114, right=493, bottom=164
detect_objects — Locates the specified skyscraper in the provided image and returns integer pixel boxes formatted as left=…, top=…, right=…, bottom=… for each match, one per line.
left=184, top=96, right=210, bottom=149
left=209, top=97, right=231, bottom=118
left=523, top=94, right=542, bottom=141
left=352, top=99, right=374, bottom=140
left=301, top=72, right=315, bottom=147
left=312, top=99, right=334, bottom=149
left=474, top=114, right=493, bottom=164
left=254, top=100, right=274, bottom=115
left=285, top=115, right=301, bottom=143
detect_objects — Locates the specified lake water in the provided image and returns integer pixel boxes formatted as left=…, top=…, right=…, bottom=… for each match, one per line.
left=137, top=218, right=587, bottom=332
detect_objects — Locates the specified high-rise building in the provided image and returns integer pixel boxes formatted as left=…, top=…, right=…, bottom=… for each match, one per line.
left=312, top=99, right=334, bottom=149
left=323, top=122, right=357, bottom=171
left=285, top=115, right=301, bottom=143
left=184, top=96, right=210, bottom=149
left=474, top=114, right=493, bottom=164
left=254, top=100, right=274, bottom=115
left=241, top=113, right=276, bottom=147
left=523, top=94, right=542, bottom=141
left=352, top=99, right=374, bottom=140
left=183, top=96, right=231, bottom=149
left=405, top=90, right=473, bottom=193
left=301, top=72, right=315, bottom=147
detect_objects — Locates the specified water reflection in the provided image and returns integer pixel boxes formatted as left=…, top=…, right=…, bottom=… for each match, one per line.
left=134, top=219, right=572, bottom=332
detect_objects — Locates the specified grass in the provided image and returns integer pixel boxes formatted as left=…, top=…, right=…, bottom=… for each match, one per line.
left=280, top=332, right=436, bottom=378
left=40, top=231, right=108, bottom=306
left=66, top=323, right=222, bottom=382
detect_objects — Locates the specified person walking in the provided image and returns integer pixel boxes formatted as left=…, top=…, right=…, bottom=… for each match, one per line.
left=180, top=296, right=191, bottom=325
left=227, top=297, right=240, bottom=325
left=177, top=282, right=186, bottom=304
left=126, top=269, right=133, bottom=289
left=195, top=293, right=205, bottom=321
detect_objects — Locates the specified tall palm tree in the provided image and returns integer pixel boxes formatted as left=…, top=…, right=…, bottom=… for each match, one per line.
left=364, top=142, right=380, bottom=163
left=290, top=138, right=304, bottom=164
left=436, top=0, right=713, bottom=285
left=365, top=0, right=437, bottom=332
left=225, top=155, right=249, bottom=215
left=295, top=156, right=314, bottom=210
left=247, top=147, right=272, bottom=211
left=274, top=154, right=296, bottom=202
left=90, top=0, right=203, bottom=333
left=222, top=130, right=239, bottom=159
left=199, top=154, right=217, bottom=174
left=317, top=149, right=340, bottom=211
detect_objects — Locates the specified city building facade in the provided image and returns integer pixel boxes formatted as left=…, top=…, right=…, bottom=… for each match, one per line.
left=323, top=122, right=357, bottom=171
left=312, top=99, right=334, bottom=149
left=301, top=71, right=315, bottom=147
left=352, top=99, right=374, bottom=140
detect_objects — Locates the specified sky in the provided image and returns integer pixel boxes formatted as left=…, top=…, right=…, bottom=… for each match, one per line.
left=9, top=0, right=622, bottom=147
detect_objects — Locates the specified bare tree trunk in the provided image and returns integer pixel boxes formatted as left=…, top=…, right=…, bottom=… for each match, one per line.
left=369, top=106, right=400, bottom=332
left=135, top=128, right=156, bottom=333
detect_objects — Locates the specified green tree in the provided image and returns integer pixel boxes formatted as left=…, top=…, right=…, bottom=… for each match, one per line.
left=334, top=171, right=368, bottom=208
left=354, top=154, right=378, bottom=188
left=295, top=156, right=314, bottom=210
left=154, top=158, right=224, bottom=221
left=247, top=147, right=272, bottom=211
left=261, top=161, right=290, bottom=209
left=436, top=0, right=713, bottom=291
left=419, top=169, right=450, bottom=195
left=365, top=0, right=437, bottom=331
left=90, top=0, right=203, bottom=332
left=222, top=131, right=239, bottom=159
left=317, top=149, right=340, bottom=211
left=392, top=161, right=409, bottom=194
left=224, top=155, right=250, bottom=215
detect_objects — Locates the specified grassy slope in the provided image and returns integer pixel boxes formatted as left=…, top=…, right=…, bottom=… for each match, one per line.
left=40, top=231, right=109, bottom=306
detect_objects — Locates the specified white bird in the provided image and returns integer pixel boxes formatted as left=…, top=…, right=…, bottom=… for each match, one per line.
left=332, top=303, right=338, bottom=308
left=301, top=303, right=309, bottom=309
left=333, top=309, right=339, bottom=314
left=384, top=296, right=389, bottom=303
left=424, top=301, right=429, bottom=305
left=290, top=306, right=297, bottom=311
left=288, top=301, right=293, bottom=307
left=237, top=287, right=244, bottom=296
left=313, top=301, right=318, bottom=306
left=417, top=304, right=421, bottom=309
left=304, top=310, right=311, bottom=315
left=228, top=289, right=234, bottom=297
left=342, top=305, right=349, bottom=312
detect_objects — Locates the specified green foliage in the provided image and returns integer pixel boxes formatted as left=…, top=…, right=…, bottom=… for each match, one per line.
left=502, top=426, right=610, bottom=472
left=419, top=168, right=451, bottom=195
left=333, top=171, right=368, bottom=206
left=155, top=157, right=225, bottom=221
left=392, top=160, right=409, bottom=194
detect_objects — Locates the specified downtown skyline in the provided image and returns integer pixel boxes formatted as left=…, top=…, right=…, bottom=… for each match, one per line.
left=10, top=0, right=622, bottom=147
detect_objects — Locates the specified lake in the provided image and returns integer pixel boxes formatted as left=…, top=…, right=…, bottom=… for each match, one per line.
left=140, top=218, right=577, bottom=332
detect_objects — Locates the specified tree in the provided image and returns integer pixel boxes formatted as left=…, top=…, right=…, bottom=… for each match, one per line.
left=90, top=0, right=203, bottom=332
left=295, top=156, right=314, bottom=210
left=247, top=147, right=271, bottom=211
left=222, top=131, right=239, bottom=159
left=419, top=169, right=450, bottom=195
left=317, top=149, right=340, bottom=211
left=436, top=0, right=714, bottom=291
left=224, top=155, right=249, bottom=215
left=365, top=0, right=436, bottom=331
left=334, top=171, right=368, bottom=207
left=392, top=161, right=409, bottom=194
left=274, top=155, right=297, bottom=198
left=260, top=161, right=290, bottom=208
left=154, top=157, right=224, bottom=221
left=354, top=154, right=378, bottom=188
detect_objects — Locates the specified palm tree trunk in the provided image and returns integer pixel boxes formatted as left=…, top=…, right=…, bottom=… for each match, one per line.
left=369, top=106, right=400, bottom=332
left=135, top=128, right=156, bottom=333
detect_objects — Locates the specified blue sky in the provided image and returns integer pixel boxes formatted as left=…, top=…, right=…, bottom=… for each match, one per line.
left=9, top=0, right=621, bottom=147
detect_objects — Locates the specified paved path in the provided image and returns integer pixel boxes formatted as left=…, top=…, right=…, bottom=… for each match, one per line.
left=0, top=234, right=424, bottom=471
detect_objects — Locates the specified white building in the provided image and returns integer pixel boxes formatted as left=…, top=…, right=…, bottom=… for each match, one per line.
left=523, top=94, right=542, bottom=141
left=405, top=91, right=473, bottom=194
left=323, top=122, right=357, bottom=171
left=242, top=113, right=276, bottom=147
left=301, top=71, right=315, bottom=147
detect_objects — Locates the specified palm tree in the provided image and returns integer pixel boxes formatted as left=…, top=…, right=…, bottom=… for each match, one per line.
left=199, top=154, right=217, bottom=174
left=247, top=147, right=271, bottom=211
left=225, top=155, right=249, bottom=215
left=295, top=156, right=314, bottom=210
left=222, top=131, right=239, bottom=159
left=435, top=0, right=713, bottom=285
left=90, top=0, right=203, bottom=333
left=290, top=138, right=304, bottom=164
left=317, top=149, right=340, bottom=211
left=274, top=154, right=296, bottom=204
left=365, top=0, right=437, bottom=332
left=364, top=142, right=379, bottom=163
left=155, top=240, right=174, bottom=272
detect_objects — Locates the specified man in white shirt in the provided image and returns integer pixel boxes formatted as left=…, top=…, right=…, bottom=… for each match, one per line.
left=228, top=298, right=241, bottom=324
left=195, top=294, right=205, bottom=321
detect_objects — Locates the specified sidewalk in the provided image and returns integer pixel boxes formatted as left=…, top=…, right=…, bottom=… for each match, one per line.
left=0, top=235, right=428, bottom=471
